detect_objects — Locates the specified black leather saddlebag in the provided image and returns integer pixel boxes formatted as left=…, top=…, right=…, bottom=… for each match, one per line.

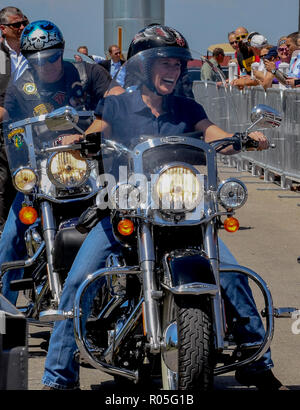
left=53, top=227, right=88, bottom=274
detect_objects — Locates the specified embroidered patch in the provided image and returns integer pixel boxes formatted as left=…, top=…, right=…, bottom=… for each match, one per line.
left=52, top=91, right=66, bottom=105
left=7, top=128, right=25, bottom=148
left=13, top=134, right=24, bottom=148
left=8, top=128, right=25, bottom=139
left=33, top=103, right=53, bottom=116
left=23, top=82, right=37, bottom=95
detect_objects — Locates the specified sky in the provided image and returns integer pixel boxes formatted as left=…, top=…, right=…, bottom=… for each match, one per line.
left=1, top=0, right=299, bottom=58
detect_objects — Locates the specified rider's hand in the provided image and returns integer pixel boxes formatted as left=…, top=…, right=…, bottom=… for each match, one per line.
left=248, top=131, right=269, bottom=151
left=61, top=134, right=84, bottom=145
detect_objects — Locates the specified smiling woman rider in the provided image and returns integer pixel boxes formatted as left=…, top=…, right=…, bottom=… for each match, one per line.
left=42, top=24, right=285, bottom=391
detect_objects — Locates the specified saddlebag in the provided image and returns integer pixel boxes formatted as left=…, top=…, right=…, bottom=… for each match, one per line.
left=52, top=227, right=88, bottom=273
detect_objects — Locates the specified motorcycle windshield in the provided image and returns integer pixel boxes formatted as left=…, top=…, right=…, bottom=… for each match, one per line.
left=99, top=48, right=236, bottom=212
left=3, top=58, right=94, bottom=196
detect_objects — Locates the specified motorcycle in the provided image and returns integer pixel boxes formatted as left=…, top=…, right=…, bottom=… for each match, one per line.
left=39, top=52, right=297, bottom=389
left=0, top=105, right=102, bottom=323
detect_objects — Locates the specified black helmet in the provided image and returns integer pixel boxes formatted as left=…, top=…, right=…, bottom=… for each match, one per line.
left=126, top=25, right=192, bottom=94
left=127, top=24, right=191, bottom=61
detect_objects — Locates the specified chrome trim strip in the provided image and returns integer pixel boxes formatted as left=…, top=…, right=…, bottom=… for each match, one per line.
left=161, top=282, right=218, bottom=295
left=36, top=189, right=99, bottom=204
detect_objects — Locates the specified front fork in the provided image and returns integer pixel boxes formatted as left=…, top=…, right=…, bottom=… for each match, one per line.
left=204, top=221, right=226, bottom=350
left=137, top=222, right=161, bottom=353
left=40, top=201, right=61, bottom=306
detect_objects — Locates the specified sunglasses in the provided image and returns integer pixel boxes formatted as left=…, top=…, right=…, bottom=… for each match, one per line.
left=278, top=47, right=288, bottom=52
left=28, top=50, right=63, bottom=66
left=2, top=19, right=28, bottom=29
left=260, top=54, right=268, bottom=58
left=236, top=34, right=248, bottom=41
left=230, top=40, right=238, bottom=45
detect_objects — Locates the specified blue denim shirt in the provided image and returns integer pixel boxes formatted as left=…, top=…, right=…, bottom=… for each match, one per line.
left=96, top=89, right=207, bottom=145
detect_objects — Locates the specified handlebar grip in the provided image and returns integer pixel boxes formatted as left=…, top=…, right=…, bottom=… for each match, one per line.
left=244, top=138, right=259, bottom=150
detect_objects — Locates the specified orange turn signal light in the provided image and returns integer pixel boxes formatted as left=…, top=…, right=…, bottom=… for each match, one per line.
left=224, top=216, right=239, bottom=233
left=19, top=206, right=38, bottom=225
left=117, top=219, right=134, bottom=236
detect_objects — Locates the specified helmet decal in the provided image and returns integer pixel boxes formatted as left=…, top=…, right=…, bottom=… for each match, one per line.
left=21, top=20, right=64, bottom=52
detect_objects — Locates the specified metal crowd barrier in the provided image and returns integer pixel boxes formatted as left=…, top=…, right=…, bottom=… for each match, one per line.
left=193, top=81, right=300, bottom=188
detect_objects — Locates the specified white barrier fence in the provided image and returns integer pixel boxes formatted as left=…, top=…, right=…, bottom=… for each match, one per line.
left=193, top=81, right=300, bottom=188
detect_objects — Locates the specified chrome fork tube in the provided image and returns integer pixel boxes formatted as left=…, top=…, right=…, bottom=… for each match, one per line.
left=40, top=201, right=61, bottom=305
left=137, top=222, right=161, bottom=353
left=204, top=221, right=225, bottom=350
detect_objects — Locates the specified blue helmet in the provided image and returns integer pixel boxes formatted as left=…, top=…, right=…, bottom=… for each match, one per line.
left=20, top=20, right=64, bottom=55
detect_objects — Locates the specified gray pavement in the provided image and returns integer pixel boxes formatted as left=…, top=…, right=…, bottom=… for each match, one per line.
left=24, top=164, right=300, bottom=390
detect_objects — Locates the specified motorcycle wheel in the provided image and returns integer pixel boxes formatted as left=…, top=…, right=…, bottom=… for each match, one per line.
left=161, top=292, right=214, bottom=391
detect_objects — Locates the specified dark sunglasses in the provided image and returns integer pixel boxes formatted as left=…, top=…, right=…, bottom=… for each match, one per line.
left=236, top=34, right=248, bottom=41
left=230, top=40, right=238, bottom=45
left=2, top=19, right=28, bottom=29
left=28, top=50, right=63, bottom=66
left=260, top=54, right=268, bottom=58
left=278, top=47, right=288, bottom=52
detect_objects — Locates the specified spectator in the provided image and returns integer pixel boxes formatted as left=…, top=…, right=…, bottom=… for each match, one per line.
left=228, top=31, right=239, bottom=55
left=267, top=32, right=300, bottom=87
left=231, top=34, right=268, bottom=90
left=235, top=27, right=256, bottom=74
left=253, top=46, right=278, bottom=89
left=201, top=47, right=225, bottom=82
left=259, top=37, right=291, bottom=89
left=286, top=32, right=300, bottom=78
left=0, top=6, right=29, bottom=232
left=99, top=44, right=125, bottom=79
left=76, top=45, right=104, bottom=63
left=227, top=31, right=239, bottom=69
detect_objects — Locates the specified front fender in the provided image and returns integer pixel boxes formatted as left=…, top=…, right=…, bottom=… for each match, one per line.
left=162, top=253, right=218, bottom=295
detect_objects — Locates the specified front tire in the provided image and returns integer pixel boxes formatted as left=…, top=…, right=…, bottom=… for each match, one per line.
left=161, top=293, right=214, bottom=391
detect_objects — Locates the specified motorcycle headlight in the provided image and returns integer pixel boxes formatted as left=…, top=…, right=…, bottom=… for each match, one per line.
left=47, top=151, right=90, bottom=188
left=154, top=165, right=203, bottom=212
left=217, top=178, right=247, bottom=209
left=13, top=167, right=37, bottom=193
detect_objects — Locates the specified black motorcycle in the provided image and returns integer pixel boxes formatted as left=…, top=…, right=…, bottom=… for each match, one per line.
left=39, top=101, right=297, bottom=390
left=0, top=105, right=101, bottom=323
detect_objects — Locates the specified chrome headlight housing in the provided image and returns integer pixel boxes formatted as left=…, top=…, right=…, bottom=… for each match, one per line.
left=46, top=150, right=90, bottom=188
left=13, top=167, right=37, bottom=193
left=217, top=178, right=248, bottom=209
left=153, top=164, right=204, bottom=213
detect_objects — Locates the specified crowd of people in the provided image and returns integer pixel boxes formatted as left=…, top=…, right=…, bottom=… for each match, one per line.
left=0, top=6, right=292, bottom=392
left=225, top=26, right=300, bottom=90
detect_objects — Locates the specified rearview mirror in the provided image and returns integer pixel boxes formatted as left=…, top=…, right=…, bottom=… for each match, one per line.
left=45, top=106, right=79, bottom=131
left=250, top=104, right=282, bottom=129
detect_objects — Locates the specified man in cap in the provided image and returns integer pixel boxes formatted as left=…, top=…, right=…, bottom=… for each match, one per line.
left=231, top=34, right=269, bottom=89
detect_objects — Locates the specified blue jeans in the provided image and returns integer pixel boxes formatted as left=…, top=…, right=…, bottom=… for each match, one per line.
left=0, top=193, right=27, bottom=305
left=42, top=216, right=273, bottom=389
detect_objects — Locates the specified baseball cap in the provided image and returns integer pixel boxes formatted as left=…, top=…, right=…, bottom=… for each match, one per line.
left=250, top=34, right=268, bottom=48
left=264, top=46, right=278, bottom=60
